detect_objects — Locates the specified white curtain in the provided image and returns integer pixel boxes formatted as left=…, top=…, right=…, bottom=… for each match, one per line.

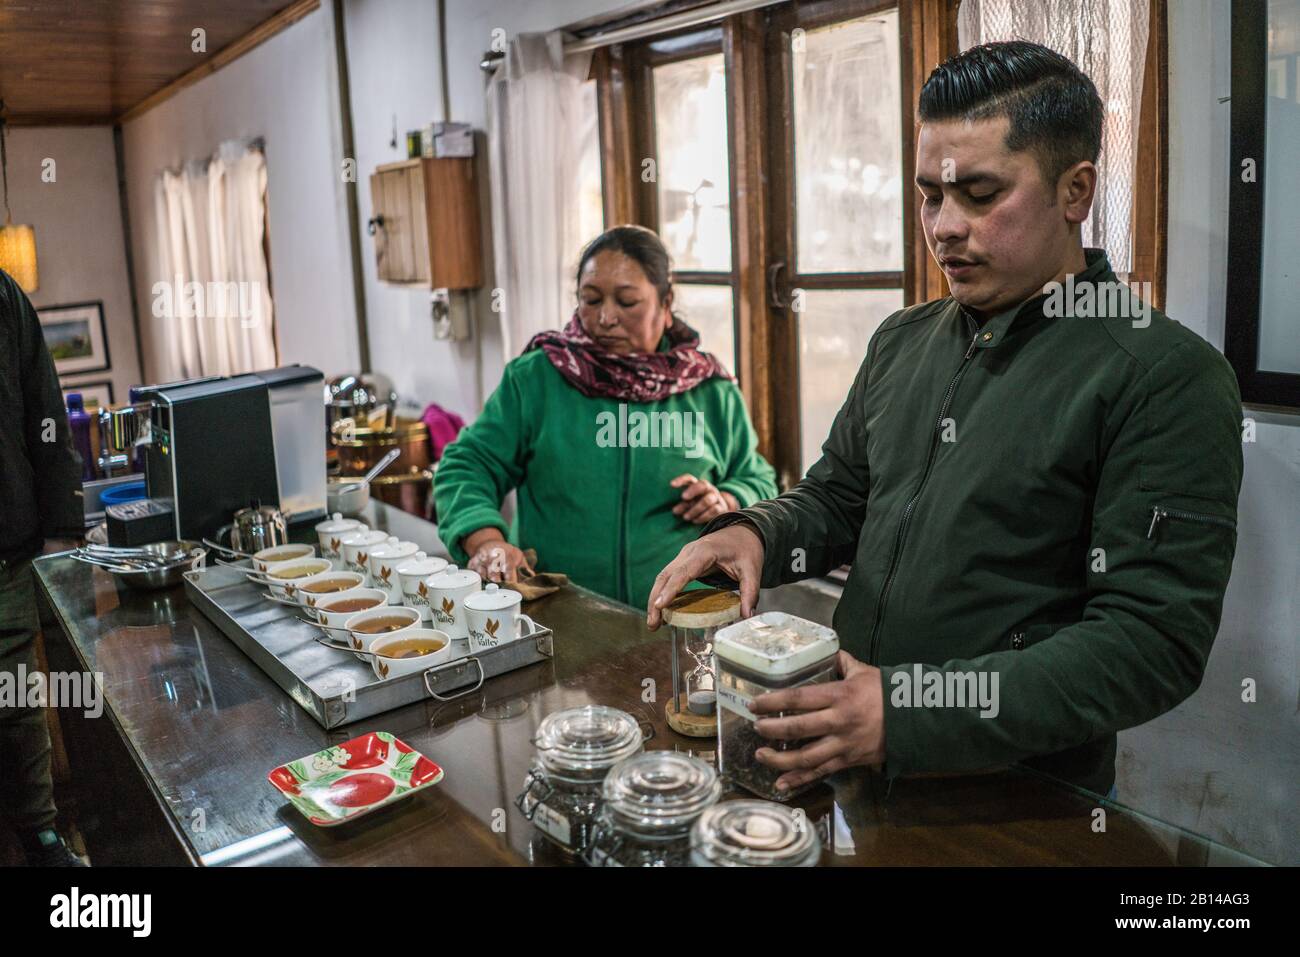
left=957, top=0, right=1150, bottom=273
left=486, top=32, right=598, bottom=361
left=152, top=140, right=277, bottom=380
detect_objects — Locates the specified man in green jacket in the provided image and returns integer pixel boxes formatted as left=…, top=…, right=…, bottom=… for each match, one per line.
left=648, top=41, right=1243, bottom=797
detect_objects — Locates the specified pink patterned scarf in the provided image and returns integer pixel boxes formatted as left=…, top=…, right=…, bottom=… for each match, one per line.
left=525, top=313, right=732, bottom=403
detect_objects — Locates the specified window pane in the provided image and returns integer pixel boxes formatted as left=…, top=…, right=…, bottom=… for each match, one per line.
left=653, top=54, right=732, bottom=271
left=792, top=11, right=903, bottom=273
left=576, top=80, right=605, bottom=248
left=799, top=288, right=904, bottom=474
left=674, top=283, right=735, bottom=375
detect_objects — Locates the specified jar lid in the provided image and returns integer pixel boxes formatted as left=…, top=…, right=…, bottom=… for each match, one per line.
left=315, top=512, right=361, bottom=534
left=340, top=528, right=387, bottom=547
left=661, top=588, right=742, bottom=629
left=463, top=583, right=522, bottom=612
left=396, top=552, right=447, bottom=577
left=534, top=706, right=644, bottom=774
left=427, top=566, right=481, bottom=590
left=713, top=612, right=839, bottom=676
left=370, top=537, right=419, bottom=561
left=690, top=800, right=821, bottom=866
left=602, top=752, right=721, bottom=833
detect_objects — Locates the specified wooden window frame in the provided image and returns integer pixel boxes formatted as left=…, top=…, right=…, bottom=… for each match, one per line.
left=593, top=0, right=1168, bottom=486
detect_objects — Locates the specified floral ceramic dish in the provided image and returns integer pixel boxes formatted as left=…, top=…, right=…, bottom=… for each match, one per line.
left=267, top=731, right=443, bottom=826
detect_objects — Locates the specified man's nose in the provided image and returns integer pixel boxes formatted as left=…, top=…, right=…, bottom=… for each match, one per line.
left=932, top=197, right=969, bottom=245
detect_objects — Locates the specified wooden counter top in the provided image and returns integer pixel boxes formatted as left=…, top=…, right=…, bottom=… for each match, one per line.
left=33, top=503, right=1254, bottom=866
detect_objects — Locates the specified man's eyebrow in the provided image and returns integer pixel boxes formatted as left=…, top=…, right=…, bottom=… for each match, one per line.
left=915, top=172, right=1004, bottom=189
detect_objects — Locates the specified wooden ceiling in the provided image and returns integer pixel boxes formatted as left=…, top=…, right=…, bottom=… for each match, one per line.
left=0, top=0, right=313, bottom=125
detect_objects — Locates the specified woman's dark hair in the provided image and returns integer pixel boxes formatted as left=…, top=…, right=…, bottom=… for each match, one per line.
left=575, top=225, right=673, bottom=305
left=918, top=40, right=1103, bottom=188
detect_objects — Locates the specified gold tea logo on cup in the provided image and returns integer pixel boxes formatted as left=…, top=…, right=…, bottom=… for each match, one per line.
left=425, top=566, right=481, bottom=642
left=464, top=584, right=535, bottom=653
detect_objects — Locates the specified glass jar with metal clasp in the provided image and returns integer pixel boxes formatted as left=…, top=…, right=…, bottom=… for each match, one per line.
left=585, top=751, right=722, bottom=867
left=515, top=705, right=648, bottom=858
left=689, top=799, right=823, bottom=867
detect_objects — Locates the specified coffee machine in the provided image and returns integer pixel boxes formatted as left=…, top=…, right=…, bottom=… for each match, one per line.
left=105, top=365, right=327, bottom=546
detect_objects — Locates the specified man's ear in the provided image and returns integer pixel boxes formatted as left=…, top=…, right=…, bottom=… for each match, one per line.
left=1060, top=161, right=1097, bottom=226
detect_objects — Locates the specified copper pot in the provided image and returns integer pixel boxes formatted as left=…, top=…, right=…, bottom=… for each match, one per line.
left=334, top=416, right=431, bottom=477
left=371, top=468, right=434, bottom=521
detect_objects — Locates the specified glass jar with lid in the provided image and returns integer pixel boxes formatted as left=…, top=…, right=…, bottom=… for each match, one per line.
left=661, top=588, right=742, bottom=740
left=713, top=612, right=840, bottom=800
left=586, top=751, right=721, bottom=867
left=690, top=799, right=822, bottom=867
left=515, top=705, right=646, bottom=857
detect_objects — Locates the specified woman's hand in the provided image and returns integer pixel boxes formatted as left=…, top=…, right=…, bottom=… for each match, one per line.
left=669, top=473, right=739, bottom=525
left=463, top=529, right=535, bottom=583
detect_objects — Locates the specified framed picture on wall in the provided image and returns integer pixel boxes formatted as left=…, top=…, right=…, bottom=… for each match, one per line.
left=37, top=301, right=110, bottom=376
left=62, top=379, right=115, bottom=410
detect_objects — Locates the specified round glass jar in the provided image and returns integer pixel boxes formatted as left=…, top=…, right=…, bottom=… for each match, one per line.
left=689, top=799, right=822, bottom=867
left=586, top=751, right=722, bottom=867
left=515, top=705, right=645, bottom=857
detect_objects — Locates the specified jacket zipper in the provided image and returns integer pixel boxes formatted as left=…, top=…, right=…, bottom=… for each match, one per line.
left=616, top=443, right=631, bottom=604
left=1146, top=505, right=1235, bottom=540
left=866, top=313, right=982, bottom=666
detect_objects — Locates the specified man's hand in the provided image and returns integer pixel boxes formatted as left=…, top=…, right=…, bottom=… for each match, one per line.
left=669, top=473, right=739, bottom=525
left=751, top=651, right=885, bottom=792
left=463, top=528, right=534, bottom=583
left=646, top=522, right=764, bottom=628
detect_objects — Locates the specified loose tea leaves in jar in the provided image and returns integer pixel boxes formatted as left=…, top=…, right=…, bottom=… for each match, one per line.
left=713, top=613, right=840, bottom=801
left=515, top=705, right=645, bottom=857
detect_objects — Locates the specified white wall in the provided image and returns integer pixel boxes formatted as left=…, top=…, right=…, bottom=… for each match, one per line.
left=1113, top=0, right=1300, bottom=866
left=121, top=6, right=360, bottom=385
left=343, top=0, right=650, bottom=420
left=7, top=127, right=141, bottom=404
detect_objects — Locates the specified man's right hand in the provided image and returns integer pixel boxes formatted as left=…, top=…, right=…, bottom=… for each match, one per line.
left=646, top=523, right=765, bottom=629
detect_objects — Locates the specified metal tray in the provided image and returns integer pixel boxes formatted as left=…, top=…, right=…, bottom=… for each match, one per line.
left=182, top=562, right=554, bottom=729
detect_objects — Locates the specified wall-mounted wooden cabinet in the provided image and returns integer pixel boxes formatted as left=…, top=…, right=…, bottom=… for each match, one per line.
left=368, top=157, right=482, bottom=289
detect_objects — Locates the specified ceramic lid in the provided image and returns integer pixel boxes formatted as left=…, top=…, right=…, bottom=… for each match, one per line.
left=690, top=800, right=821, bottom=866
left=427, top=565, right=481, bottom=590
left=463, top=583, right=522, bottom=612
left=534, top=706, right=644, bottom=774
left=315, top=512, right=361, bottom=534
left=396, top=551, right=447, bottom=577
left=602, top=752, right=721, bottom=833
left=713, top=612, right=839, bottom=677
left=370, top=537, right=419, bottom=561
left=340, top=528, right=387, bottom=547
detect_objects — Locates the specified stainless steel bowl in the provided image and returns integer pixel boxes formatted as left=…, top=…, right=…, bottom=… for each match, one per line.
left=104, top=540, right=206, bottom=591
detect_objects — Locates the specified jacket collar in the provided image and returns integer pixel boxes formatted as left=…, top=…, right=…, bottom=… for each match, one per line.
left=960, top=248, right=1115, bottom=350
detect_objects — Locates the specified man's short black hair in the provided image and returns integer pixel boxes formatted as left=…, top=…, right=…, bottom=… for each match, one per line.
left=918, top=40, right=1104, bottom=188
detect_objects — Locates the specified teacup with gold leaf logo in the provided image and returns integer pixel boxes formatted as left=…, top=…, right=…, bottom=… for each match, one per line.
left=425, top=566, right=481, bottom=642
left=463, top=583, right=535, bottom=654
left=396, top=552, right=449, bottom=621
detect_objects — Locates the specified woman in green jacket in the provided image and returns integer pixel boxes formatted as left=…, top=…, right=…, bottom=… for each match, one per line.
left=434, top=226, right=777, bottom=609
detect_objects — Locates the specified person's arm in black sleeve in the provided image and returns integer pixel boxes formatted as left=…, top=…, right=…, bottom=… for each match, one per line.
left=12, top=276, right=85, bottom=540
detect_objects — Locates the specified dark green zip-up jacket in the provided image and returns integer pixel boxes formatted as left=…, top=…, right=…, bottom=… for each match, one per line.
left=706, top=249, right=1242, bottom=794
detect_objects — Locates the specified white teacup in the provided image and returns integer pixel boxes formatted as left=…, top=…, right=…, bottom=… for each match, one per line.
left=369, top=537, right=421, bottom=606
left=343, top=606, right=422, bottom=655
left=315, top=513, right=363, bottom=560
left=265, top=558, right=332, bottom=601
left=426, top=566, right=481, bottom=642
left=252, top=543, right=315, bottom=574
left=314, top=588, right=388, bottom=630
left=339, top=528, right=388, bottom=583
left=369, top=628, right=454, bottom=681
left=295, top=571, right=366, bottom=610
left=463, top=584, right=535, bottom=653
left=396, top=552, right=449, bottom=621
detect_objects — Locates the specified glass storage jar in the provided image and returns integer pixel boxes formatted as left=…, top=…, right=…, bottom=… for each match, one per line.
left=515, top=705, right=646, bottom=857
left=690, top=799, right=822, bottom=867
left=713, top=612, right=839, bottom=800
left=586, top=751, right=722, bottom=867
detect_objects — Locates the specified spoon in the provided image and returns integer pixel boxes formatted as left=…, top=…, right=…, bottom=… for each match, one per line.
left=313, top=635, right=378, bottom=659
left=334, top=448, right=402, bottom=492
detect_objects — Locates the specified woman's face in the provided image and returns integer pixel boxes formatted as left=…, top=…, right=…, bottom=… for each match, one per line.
left=576, top=250, right=673, bottom=354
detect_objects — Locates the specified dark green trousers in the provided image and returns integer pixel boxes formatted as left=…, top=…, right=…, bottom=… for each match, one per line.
left=0, top=560, right=56, bottom=834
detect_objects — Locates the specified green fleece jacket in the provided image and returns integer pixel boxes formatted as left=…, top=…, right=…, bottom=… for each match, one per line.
left=704, top=249, right=1243, bottom=794
left=434, top=347, right=777, bottom=609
